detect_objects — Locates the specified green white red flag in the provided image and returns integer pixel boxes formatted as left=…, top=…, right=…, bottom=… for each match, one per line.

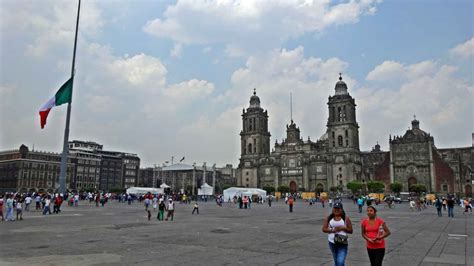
left=39, top=77, right=73, bottom=129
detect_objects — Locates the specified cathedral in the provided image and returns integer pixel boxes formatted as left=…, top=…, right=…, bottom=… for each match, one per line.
left=236, top=75, right=473, bottom=196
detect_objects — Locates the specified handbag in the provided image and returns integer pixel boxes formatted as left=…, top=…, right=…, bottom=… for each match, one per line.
left=334, top=233, right=348, bottom=245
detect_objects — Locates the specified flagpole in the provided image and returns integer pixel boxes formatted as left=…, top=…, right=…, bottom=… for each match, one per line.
left=59, top=0, right=81, bottom=195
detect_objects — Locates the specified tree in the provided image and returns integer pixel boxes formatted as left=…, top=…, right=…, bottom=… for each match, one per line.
left=367, top=181, right=385, bottom=193
left=329, top=186, right=338, bottom=193
left=390, top=183, right=403, bottom=194
left=315, top=185, right=324, bottom=193
left=263, top=186, right=275, bottom=194
left=410, top=184, right=427, bottom=194
left=346, top=181, right=363, bottom=194
left=277, top=185, right=290, bottom=194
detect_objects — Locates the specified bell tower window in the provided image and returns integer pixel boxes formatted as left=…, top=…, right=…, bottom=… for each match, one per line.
left=248, top=143, right=252, bottom=154
left=338, top=136, right=343, bottom=147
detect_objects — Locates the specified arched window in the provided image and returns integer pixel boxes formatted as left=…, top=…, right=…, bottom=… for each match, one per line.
left=338, top=136, right=343, bottom=147
left=243, top=140, right=246, bottom=155
left=248, top=143, right=252, bottom=154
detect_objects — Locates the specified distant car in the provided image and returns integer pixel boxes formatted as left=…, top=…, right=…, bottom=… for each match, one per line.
left=394, top=197, right=402, bottom=203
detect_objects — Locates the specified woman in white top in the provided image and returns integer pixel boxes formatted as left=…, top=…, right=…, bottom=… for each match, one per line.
left=322, top=202, right=353, bottom=266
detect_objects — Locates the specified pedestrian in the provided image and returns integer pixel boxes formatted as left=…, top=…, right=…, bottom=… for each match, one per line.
left=435, top=197, right=443, bottom=217
left=192, top=201, right=199, bottom=214
left=322, top=202, right=353, bottom=266
left=25, top=195, right=32, bottom=212
left=144, top=197, right=150, bottom=211
left=6, top=194, right=14, bottom=221
left=35, top=195, right=41, bottom=210
left=288, top=196, right=294, bottom=213
left=464, top=198, right=472, bottom=214
left=153, top=197, right=158, bottom=210
left=157, top=199, right=165, bottom=221
left=447, top=197, right=455, bottom=218
left=361, top=206, right=391, bottom=266
left=43, top=196, right=51, bottom=215
left=147, top=210, right=151, bottom=221
left=16, top=199, right=23, bottom=221
left=357, top=197, right=364, bottom=213
left=268, top=195, right=272, bottom=207
left=165, top=199, right=175, bottom=221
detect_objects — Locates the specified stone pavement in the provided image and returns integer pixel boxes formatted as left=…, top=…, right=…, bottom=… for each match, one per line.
left=0, top=199, right=472, bottom=265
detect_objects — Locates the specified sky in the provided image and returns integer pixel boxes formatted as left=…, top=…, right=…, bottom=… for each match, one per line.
left=1, top=0, right=473, bottom=168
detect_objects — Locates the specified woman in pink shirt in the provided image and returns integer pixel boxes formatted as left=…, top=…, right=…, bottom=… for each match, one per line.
left=361, top=206, right=391, bottom=266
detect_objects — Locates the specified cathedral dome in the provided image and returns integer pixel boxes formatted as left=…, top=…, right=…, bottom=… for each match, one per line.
left=335, top=74, right=348, bottom=95
left=249, top=88, right=261, bottom=108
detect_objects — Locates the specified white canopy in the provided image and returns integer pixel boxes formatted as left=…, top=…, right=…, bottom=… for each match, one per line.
left=223, top=187, right=267, bottom=201
left=198, top=182, right=214, bottom=196
left=126, top=187, right=163, bottom=195
left=160, top=183, right=171, bottom=188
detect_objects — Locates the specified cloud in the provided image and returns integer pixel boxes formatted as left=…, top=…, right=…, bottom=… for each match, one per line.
left=216, top=46, right=352, bottom=142
left=366, top=60, right=437, bottom=81
left=164, top=79, right=214, bottom=99
left=170, top=43, right=183, bottom=58
left=450, top=37, right=474, bottom=58
left=108, top=53, right=167, bottom=88
left=357, top=61, right=473, bottom=150
left=143, top=0, right=380, bottom=54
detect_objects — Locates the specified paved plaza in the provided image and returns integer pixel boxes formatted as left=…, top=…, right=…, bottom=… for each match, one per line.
left=1, top=199, right=472, bottom=265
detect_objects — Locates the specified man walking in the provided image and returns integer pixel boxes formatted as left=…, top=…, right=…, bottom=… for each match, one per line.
left=435, top=197, right=443, bottom=217
left=157, top=199, right=165, bottom=221
left=165, top=199, right=175, bottom=221
left=447, top=197, right=455, bottom=218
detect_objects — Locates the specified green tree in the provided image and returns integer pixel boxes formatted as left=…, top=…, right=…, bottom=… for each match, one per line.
left=315, top=185, right=324, bottom=193
left=263, top=186, right=275, bottom=194
left=110, top=187, right=125, bottom=194
left=346, top=181, right=363, bottom=194
left=277, top=185, right=290, bottom=194
left=389, top=183, right=403, bottom=194
left=410, top=184, right=427, bottom=194
left=367, top=181, right=385, bottom=193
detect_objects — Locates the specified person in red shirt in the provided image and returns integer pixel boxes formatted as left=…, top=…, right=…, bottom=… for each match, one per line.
left=361, top=206, right=391, bottom=266
left=288, top=196, right=294, bottom=212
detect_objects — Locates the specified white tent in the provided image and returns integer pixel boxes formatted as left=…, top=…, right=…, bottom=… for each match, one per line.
left=160, top=183, right=171, bottom=189
left=223, top=187, right=267, bottom=201
left=126, top=187, right=163, bottom=195
left=198, top=182, right=214, bottom=196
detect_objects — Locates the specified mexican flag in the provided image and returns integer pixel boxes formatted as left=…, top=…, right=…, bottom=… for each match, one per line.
left=39, top=77, right=73, bottom=129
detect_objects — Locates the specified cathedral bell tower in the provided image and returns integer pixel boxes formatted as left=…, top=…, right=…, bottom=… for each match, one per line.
left=238, top=89, right=271, bottom=187
left=327, top=74, right=361, bottom=187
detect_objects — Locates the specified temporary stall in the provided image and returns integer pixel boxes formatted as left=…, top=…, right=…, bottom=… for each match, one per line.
left=126, top=187, right=163, bottom=195
left=160, top=183, right=171, bottom=189
left=223, top=187, right=267, bottom=201
left=198, top=182, right=214, bottom=196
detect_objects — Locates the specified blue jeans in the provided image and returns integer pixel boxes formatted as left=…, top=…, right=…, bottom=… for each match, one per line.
left=329, top=242, right=348, bottom=266
left=448, top=207, right=454, bottom=217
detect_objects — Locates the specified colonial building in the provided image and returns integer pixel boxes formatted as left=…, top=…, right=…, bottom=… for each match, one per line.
left=371, top=119, right=473, bottom=196
left=68, top=141, right=102, bottom=191
left=237, top=75, right=362, bottom=193
left=0, top=145, right=75, bottom=193
left=156, top=163, right=236, bottom=194
left=236, top=75, right=472, bottom=195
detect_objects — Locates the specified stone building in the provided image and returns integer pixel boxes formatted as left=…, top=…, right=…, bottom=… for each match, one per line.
left=236, top=75, right=472, bottom=195
left=237, top=76, right=362, bottom=193
left=156, top=163, right=236, bottom=194
left=68, top=141, right=102, bottom=191
left=0, top=145, right=75, bottom=193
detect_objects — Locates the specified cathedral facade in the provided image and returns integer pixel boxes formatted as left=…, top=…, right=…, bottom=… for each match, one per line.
left=236, top=76, right=473, bottom=196
left=237, top=76, right=362, bottom=193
